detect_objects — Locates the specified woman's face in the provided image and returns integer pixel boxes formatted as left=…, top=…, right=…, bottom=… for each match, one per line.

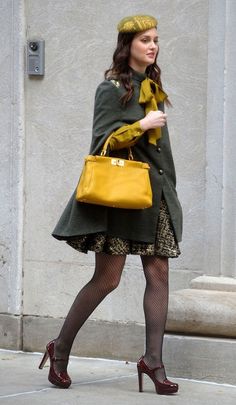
left=129, top=28, right=159, bottom=72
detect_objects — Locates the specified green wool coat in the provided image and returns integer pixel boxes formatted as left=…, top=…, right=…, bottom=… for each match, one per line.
left=52, top=70, right=183, bottom=243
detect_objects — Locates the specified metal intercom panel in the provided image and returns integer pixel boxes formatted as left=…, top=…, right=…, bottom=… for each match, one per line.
left=27, top=40, right=45, bottom=76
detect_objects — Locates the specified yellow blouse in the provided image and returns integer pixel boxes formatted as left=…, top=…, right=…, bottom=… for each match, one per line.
left=109, top=77, right=167, bottom=150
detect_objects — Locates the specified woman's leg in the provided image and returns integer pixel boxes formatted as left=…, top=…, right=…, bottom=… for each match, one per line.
left=141, top=255, right=169, bottom=382
left=54, top=252, right=126, bottom=373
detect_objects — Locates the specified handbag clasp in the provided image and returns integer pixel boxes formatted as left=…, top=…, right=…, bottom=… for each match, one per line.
left=117, top=159, right=124, bottom=167
left=111, top=158, right=125, bottom=167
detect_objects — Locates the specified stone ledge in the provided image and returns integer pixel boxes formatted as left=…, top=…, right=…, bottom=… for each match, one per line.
left=23, top=316, right=145, bottom=360
left=190, top=276, right=236, bottom=291
left=0, top=314, right=22, bottom=349
left=22, top=315, right=236, bottom=384
left=167, top=288, right=236, bottom=337
left=164, top=334, right=236, bottom=385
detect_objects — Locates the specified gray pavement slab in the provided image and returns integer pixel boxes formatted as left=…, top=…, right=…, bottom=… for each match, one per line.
left=0, top=350, right=236, bottom=404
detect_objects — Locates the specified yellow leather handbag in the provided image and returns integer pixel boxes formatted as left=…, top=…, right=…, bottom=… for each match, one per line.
left=76, top=134, right=153, bottom=209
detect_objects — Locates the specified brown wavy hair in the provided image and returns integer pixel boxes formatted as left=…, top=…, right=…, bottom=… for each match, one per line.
left=105, top=32, right=171, bottom=106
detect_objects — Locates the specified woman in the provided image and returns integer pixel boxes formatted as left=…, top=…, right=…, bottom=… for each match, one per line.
left=39, top=15, right=182, bottom=395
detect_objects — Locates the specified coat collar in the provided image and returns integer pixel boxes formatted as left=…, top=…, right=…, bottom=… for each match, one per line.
left=130, top=68, right=147, bottom=82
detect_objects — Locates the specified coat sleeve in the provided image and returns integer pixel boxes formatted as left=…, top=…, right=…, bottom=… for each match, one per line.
left=89, top=80, right=145, bottom=154
left=108, top=121, right=144, bottom=150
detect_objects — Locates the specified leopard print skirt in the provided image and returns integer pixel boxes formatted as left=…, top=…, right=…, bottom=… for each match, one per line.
left=66, top=199, right=180, bottom=258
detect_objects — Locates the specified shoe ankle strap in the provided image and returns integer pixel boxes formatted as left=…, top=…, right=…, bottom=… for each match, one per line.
left=153, top=363, right=164, bottom=371
left=52, top=356, right=68, bottom=362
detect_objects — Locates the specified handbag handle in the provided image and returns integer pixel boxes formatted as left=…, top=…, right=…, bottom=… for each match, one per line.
left=100, top=133, right=115, bottom=156
left=101, top=133, right=133, bottom=160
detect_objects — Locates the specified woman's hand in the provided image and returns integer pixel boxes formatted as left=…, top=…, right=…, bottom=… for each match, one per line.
left=139, top=110, right=167, bottom=131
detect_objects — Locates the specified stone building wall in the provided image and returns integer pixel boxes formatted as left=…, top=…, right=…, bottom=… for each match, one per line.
left=0, top=0, right=235, bottom=384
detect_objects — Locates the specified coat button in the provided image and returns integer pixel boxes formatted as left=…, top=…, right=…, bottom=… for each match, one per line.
left=159, top=169, right=164, bottom=175
left=157, top=147, right=161, bottom=153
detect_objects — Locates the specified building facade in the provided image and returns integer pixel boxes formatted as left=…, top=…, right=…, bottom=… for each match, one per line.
left=0, top=0, right=235, bottom=384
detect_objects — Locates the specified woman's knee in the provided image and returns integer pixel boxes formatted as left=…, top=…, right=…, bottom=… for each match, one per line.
left=91, top=271, right=122, bottom=294
left=106, top=273, right=122, bottom=292
left=93, top=253, right=126, bottom=293
left=141, top=256, right=169, bottom=283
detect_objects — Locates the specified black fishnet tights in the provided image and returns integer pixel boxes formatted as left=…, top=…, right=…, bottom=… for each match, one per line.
left=54, top=252, right=126, bottom=374
left=53, top=253, right=169, bottom=382
left=141, top=255, right=169, bottom=382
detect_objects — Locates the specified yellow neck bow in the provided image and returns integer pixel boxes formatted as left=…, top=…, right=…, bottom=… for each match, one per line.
left=139, top=77, right=167, bottom=145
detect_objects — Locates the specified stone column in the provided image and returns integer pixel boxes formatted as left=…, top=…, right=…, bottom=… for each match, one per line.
left=168, top=0, right=236, bottom=331
left=165, top=1, right=236, bottom=384
left=0, top=0, right=25, bottom=348
left=221, top=0, right=236, bottom=278
left=204, top=0, right=236, bottom=280
left=195, top=0, right=236, bottom=283
left=204, top=0, right=226, bottom=277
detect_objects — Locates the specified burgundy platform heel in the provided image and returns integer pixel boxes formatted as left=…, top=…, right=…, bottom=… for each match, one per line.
left=137, top=356, right=178, bottom=395
left=39, top=340, right=71, bottom=388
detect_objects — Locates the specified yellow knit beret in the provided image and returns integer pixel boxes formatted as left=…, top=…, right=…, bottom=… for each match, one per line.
left=117, top=15, right=158, bottom=33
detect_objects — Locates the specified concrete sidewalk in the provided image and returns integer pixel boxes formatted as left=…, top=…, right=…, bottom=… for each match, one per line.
left=0, top=350, right=236, bottom=405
